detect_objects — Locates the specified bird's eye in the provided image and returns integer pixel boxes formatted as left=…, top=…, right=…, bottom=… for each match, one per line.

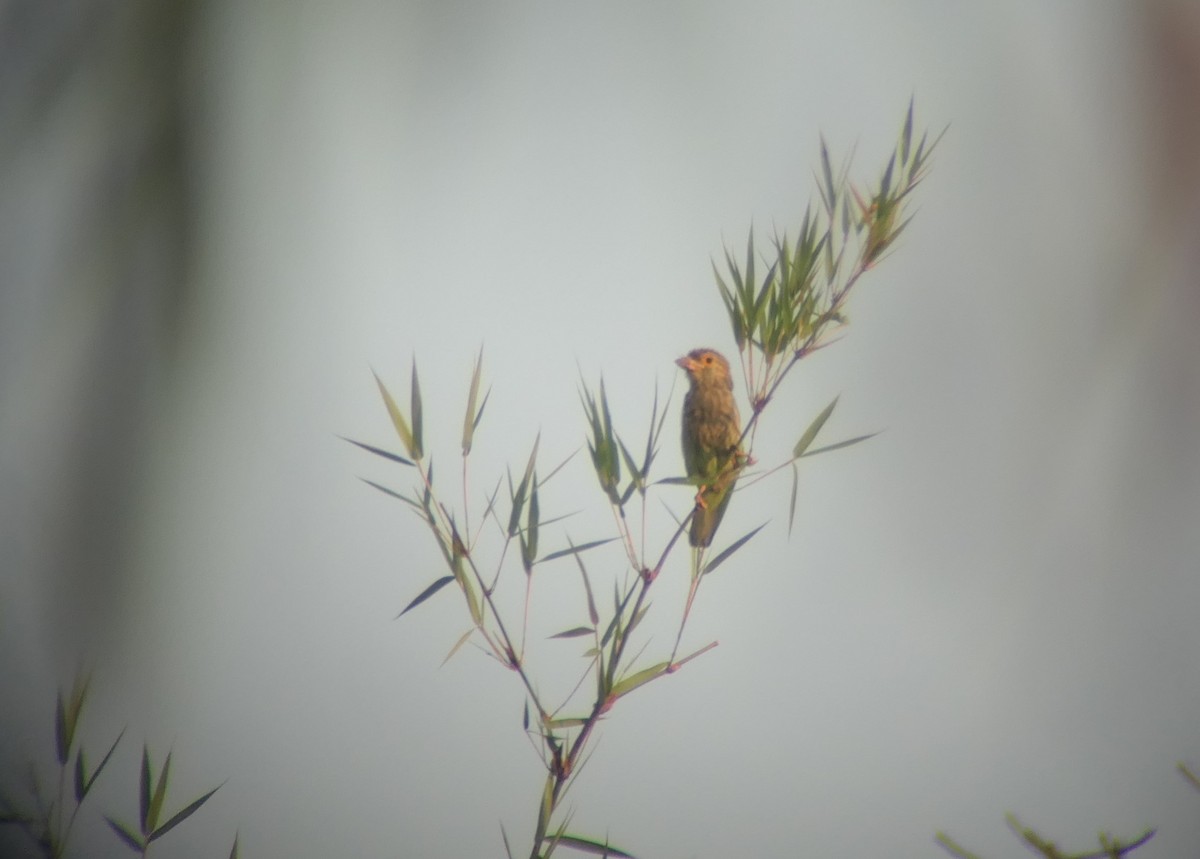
left=703, top=355, right=713, bottom=364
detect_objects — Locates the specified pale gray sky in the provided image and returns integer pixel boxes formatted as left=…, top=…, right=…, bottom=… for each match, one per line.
left=4, top=2, right=1200, bottom=858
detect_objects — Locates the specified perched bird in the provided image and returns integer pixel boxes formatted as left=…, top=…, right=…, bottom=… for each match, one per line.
left=677, top=348, right=743, bottom=547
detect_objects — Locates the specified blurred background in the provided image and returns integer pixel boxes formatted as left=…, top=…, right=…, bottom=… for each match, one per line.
left=3, top=2, right=1200, bottom=857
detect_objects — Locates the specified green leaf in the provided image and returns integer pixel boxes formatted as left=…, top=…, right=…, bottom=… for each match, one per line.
left=339, top=436, right=415, bottom=467
left=526, top=473, right=540, bottom=568
left=787, top=463, right=799, bottom=538
left=229, top=833, right=241, bottom=859
left=462, top=346, right=485, bottom=456
left=56, top=673, right=90, bottom=766
left=84, top=728, right=126, bottom=797
left=508, top=435, right=540, bottom=536
left=358, top=477, right=420, bottom=508
left=610, top=662, right=669, bottom=700
left=149, top=782, right=223, bottom=842
left=543, top=716, right=588, bottom=730
left=702, top=523, right=767, bottom=576
left=900, top=97, right=914, bottom=164
left=793, top=396, right=839, bottom=458
left=538, top=448, right=580, bottom=487
left=397, top=576, right=455, bottom=618
left=549, top=626, right=594, bottom=640
left=105, top=817, right=146, bottom=852
left=73, top=749, right=86, bottom=803
left=799, top=432, right=878, bottom=459
left=538, top=537, right=617, bottom=565
left=441, top=628, right=475, bottom=666
left=146, top=750, right=172, bottom=833
left=571, top=541, right=600, bottom=626
left=553, top=833, right=639, bottom=858
left=410, top=360, right=424, bottom=460
left=372, top=370, right=415, bottom=457
left=139, top=746, right=152, bottom=833
left=501, top=823, right=515, bottom=859
left=819, top=135, right=836, bottom=211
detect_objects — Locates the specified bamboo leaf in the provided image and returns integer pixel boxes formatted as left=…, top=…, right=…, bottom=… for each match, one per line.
left=462, top=347, right=484, bottom=456
left=73, top=750, right=86, bottom=803
left=787, top=463, right=799, bottom=538
left=799, top=432, right=878, bottom=459
left=84, top=728, right=126, bottom=796
left=146, top=750, right=172, bottom=833
left=571, top=541, right=599, bottom=626
left=410, top=360, right=424, bottom=460
left=793, top=396, right=839, bottom=458
left=538, top=537, right=618, bottom=565
left=441, top=628, right=475, bottom=666
left=106, top=817, right=146, bottom=852
left=526, top=474, right=540, bottom=568
left=372, top=370, right=415, bottom=457
left=610, top=662, right=669, bottom=700
left=139, top=746, right=152, bottom=833
left=900, top=97, right=914, bottom=164
left=543, top=716, right=588, bottom=730
left=553, top=833, right=638, bottom=858
left=358, top=477, right=421, bottom=509
left=501, top=823, right=515, bottom=859
left=149, top=783, right=223, bottom=842
left=396, top=576, right=455, bottom=618
left=702, top=523, right=767, bottom=576
left=339, top=436, right=415, bottom=467
left=549, top=626, right=594, bottom=640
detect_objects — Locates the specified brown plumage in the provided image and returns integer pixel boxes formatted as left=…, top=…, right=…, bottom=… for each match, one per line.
left=676, top=348, right=742, bottom=547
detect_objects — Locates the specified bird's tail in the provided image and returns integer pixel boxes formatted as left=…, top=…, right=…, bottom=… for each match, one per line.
left=689, top=470, right=738, bottom=548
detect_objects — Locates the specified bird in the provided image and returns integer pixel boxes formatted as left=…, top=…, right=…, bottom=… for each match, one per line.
left=676, top=348, right=743, bottom=547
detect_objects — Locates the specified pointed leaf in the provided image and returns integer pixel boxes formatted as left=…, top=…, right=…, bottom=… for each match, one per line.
left=410, top=360, right=424, bottom=460
left=793, top=396, right=839, bottom=458
left=106, top=817, right=146, bottom=852
left=787, top=463, right=799, bottom=538
left=570, top=541, right=600, bottom=626
left=397, top=576, right=455, bottom=618
left=702, top=523, right=767, bottom=576
left=799, top=431, right=878, bottom=458
left=149, top=782, right=223, bottom=842
left=538, top=447, right=580, bottom=487
left=462, top=346, right=484, bottom=456
left=553, top=833, right=638, bottom=858
left=339, top=436, right=415, bottom=467
left=610, top=662, right=669, bottom=700
left=229, top=833, right=240, bottom=859
left=146, top=750, right=172, bottom=832
left=549, top=626, right=594, bottom=640
left=358, top=477, right=420, bottom=508
left=543, top=716, right=588, bottom=730
left=84, top=728, right=126, bottom=796
left=441, top=628, right=475, bottom=666
left=139, top=746, right=152, bottom=832
left=73, top=750, right=86, bottom=803
left=526, top=474, right=540, bottom=567
left=538, top=537, right=618, bottom=565
left=901, top=98, right=914, bottom=164
left=501, top=823, right=515, bottom=859
left=373, top=370, right=415, bottom=457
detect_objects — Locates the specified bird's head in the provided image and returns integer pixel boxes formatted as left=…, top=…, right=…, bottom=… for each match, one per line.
left=676, top=348, right=733, bottom=390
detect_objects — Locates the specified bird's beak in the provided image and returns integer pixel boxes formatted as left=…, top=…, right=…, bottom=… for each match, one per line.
left=675, top=355, right=695, bottom=371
